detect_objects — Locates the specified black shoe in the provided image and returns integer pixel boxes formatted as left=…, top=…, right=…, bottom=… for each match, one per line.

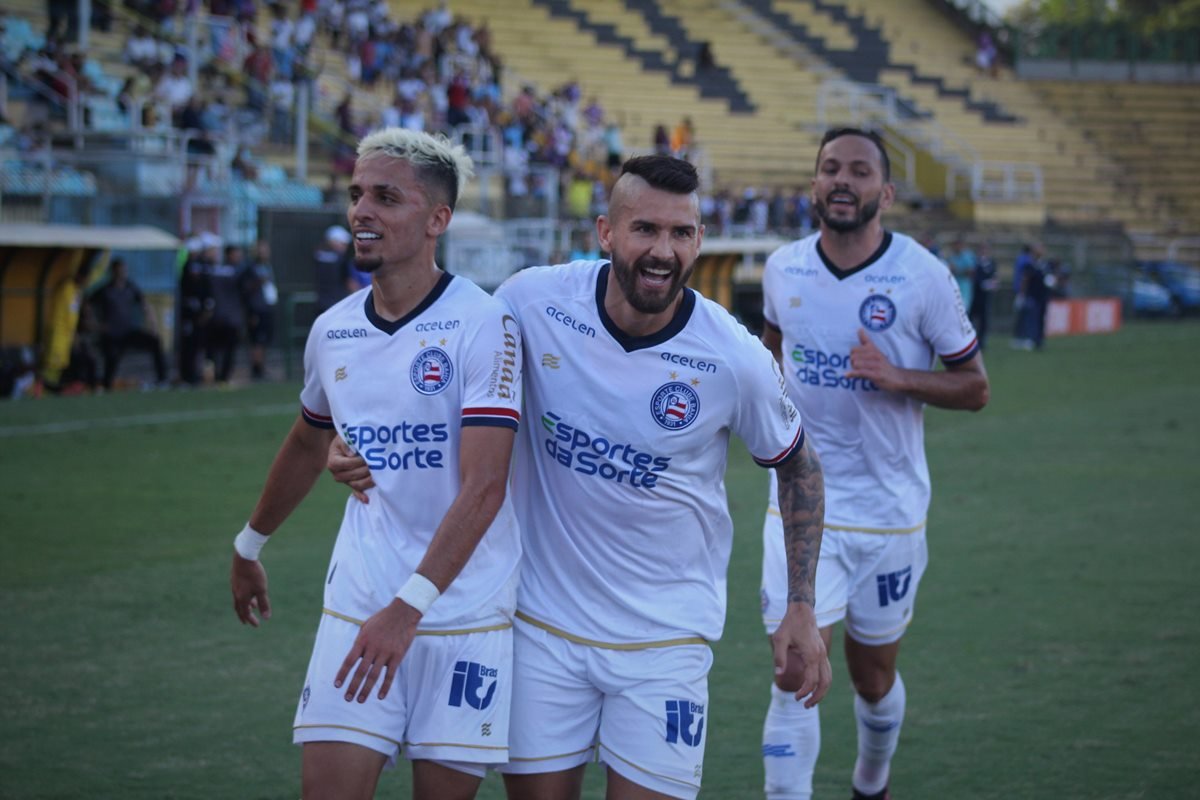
left=852, top=788, right=890, bottom=800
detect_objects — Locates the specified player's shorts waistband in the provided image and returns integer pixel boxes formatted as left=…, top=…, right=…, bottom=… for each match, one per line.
left=515, top=610, right=709, bottom=650
left=322, top=607, right=514, bottom=635
left=768, top=507, right=926, bottom=535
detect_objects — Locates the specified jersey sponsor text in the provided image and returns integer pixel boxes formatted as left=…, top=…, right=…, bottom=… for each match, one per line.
left=541, top=410, right=670, bottom=488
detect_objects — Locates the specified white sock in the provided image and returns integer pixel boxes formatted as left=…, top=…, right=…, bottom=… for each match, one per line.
left=852, top=672, right=906, bottom=796
left=763, top=682, right=820, bottom=800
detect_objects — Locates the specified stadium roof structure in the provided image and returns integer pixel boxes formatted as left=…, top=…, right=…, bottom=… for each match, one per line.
left=0, top=224, right=180, bottom=250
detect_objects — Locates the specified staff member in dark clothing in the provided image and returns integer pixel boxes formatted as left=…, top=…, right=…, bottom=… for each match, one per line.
left=1017, top=254, right=1049, bottom=350
left=969, top=242, right=998, bottom=350
left=314, top=225, right=353, bottom=315
left=206, top=242, right=246, bottom=383
left=178, top=234, right=213, bottom=386
left=240, top=240, right=277, bottom=380
left=90, top=257, right=169, bottom=389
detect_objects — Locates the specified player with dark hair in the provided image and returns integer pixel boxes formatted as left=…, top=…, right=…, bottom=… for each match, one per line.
left=759, top=128, right=989, bottom=800
left=331, top=154, right=831, bottom=799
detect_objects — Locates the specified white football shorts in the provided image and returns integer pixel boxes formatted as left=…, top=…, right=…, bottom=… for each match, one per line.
left=761, top=509, right=929, bottom=645
left=292, top=611, right=512, bottom=771
left=499, top=615, right=712, bottom=800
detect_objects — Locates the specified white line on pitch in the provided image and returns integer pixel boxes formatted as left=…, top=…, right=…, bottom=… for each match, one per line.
left=0, top=402, right=297, bottom=438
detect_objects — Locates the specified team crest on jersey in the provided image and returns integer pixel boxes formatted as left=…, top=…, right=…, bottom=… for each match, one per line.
left=410, top=347, right=453, bottom=394
left=859, top=293, right=897, bottom=331
left=651, top=382, right=700, bottom=431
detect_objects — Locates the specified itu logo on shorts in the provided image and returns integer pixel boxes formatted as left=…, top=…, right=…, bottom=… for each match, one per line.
left=410, top=347, right=453, bottom=395
left=665, top=700, right=705, bottom=747
left=651, top=382, right=700, bottom=431
left=859, top=294, right=897, bottom=331
left=448, top=660, right=498, bottom=711
left=876, top=566, right=913, bottom=607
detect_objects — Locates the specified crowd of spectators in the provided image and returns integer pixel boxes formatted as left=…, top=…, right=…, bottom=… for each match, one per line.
left=701, top=187, right=814, bottom=239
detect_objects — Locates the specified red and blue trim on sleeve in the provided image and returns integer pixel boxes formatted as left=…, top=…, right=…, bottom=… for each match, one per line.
left=753, top=427, right=805, bottom=469
left=940, top=338, right=980, bottom=367
left=462, top=407, right=520, bottom=431
left=301, top=405, right=335, bottom=429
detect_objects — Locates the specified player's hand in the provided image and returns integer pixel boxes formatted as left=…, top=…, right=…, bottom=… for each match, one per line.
left=230, top=554, right=272, bottom=627
left=334, top=599, right=422, bottom=703
left=846, top=328, right=904, bottom=392
left=328, top=435, right=374, bottom=504
left=771, top=603, right=831, bottom=708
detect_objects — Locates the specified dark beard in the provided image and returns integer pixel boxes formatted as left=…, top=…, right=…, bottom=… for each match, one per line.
left=814, top=194, right=880, bottom=233
left=354, top=256, right=383, bottom=273
left=611, top=252, right=692, bottom=314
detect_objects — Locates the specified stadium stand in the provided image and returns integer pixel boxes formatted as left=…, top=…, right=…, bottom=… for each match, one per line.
left=3, top=0, right=1198, bottom=304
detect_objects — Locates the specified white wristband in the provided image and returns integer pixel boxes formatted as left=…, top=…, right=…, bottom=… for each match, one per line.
left=233, top=523, right=270, bottom=561
left=395, top=573, right=440, bottom=614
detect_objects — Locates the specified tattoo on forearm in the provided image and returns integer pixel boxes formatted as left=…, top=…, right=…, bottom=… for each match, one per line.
left=777, top=443, right=824, bottom=607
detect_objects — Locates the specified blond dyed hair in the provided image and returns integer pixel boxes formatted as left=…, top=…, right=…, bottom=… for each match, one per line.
left=356, top=128, right=475, bottom=209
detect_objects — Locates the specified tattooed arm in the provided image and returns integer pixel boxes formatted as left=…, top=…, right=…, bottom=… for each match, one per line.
left=771, top=438, right=832, bottom=706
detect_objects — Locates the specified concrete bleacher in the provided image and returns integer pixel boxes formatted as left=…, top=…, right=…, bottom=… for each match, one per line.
left=451, top=0, right=819, bottom=190
left=1030, top=80, right=1200, bottom=240
left=767, top=0, right=1193, bottom=236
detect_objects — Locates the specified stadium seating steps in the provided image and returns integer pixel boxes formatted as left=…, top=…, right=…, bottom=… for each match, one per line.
left=4, top=0, right=1198, bottom=253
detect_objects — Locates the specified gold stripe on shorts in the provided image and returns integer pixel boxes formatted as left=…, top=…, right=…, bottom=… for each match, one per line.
left=507, top=744, right=598, bottom=763
left=405, top=740, right=509, bottom=752
left=293, top=723, right=401, bottom=747
left=322, top=608, right=513, bottom=635
left=599, top=741, right=701, bottom=790
left=767, top=507, right=926, bottom=535
left=515, top=611, right=708, bottom=650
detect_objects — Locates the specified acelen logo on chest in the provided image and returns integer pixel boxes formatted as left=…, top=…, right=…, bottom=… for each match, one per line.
left=540, top=411, right=670, bottom=488
left=341, top=421, right=448, bottom=470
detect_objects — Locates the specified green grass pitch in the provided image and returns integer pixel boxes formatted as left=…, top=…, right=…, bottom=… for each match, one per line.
left=1, top=320, right=1197, bottom=798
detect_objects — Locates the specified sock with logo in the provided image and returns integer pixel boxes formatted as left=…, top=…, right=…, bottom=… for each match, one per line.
left=763, top=682, right=820, bottom=800
left=852, top=671, right=906, bottom=796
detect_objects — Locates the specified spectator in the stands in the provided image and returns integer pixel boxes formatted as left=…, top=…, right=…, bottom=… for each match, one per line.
left=653, top=123, right=670, bottom=155
left=242, top=41, right=273, bottom=111
left=670, top=116, right=694, bottom=160
left=268, top=74, right=294, bottom=143
left=46, top=0, right=79, bottom=44
left=976, top=30, right=998, bottom=77
left=603, top=122, right=623, bottom=170
left=423, top=0, right=452, bottom=36
left=154, top=54, right=193, bottom=117
left=269, top=2, right=295, bottom=78
left=125, top=24, right=161, bottom=72
left=445, top=68, right=471, bottom=128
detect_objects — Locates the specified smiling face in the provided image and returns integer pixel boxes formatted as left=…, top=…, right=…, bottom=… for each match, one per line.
left=597, top=173, right=703, bottom=317
left=811, top=133, right=894, bottom=235
left=346, top=155, right=451, bottom=275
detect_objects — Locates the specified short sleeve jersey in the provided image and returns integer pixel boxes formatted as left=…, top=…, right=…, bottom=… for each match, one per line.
left=763, top=231, right=978, bottom=531
left=300, top=273, right=523, bottom=630
left=496, top=261, right=804, bottom=644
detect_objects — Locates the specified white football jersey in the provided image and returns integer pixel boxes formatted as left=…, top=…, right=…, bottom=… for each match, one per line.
left=300, top=273, right=523, bottom=630
left=496, top=261, right=804, bottom=644
left=763, top=231, right=978, bottom=531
